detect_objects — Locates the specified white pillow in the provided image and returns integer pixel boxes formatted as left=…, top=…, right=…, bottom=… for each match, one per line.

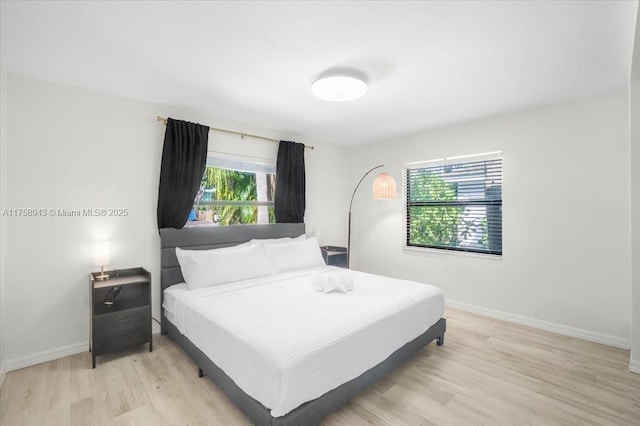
left=176, top=244, right=270, bottom=290
left=264, top=236, right=325, bottom=274
left=248, top=234, right=306, bottom=246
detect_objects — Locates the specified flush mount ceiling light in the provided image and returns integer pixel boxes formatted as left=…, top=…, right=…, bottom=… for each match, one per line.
left=311, top=75, right=367, bottom=102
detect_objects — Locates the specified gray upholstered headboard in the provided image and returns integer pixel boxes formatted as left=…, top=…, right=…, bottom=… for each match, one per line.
left=159, top=223, right=306, bottom=294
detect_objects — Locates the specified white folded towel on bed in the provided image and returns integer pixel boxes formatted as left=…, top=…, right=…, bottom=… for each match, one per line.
left=311, top=273, right=328, bottom=292
left=334, top=271, right=354, bottom=292
left=311, top=271, right=354, bottom=293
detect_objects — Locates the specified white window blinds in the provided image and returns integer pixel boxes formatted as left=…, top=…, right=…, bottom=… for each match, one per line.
left=405, top=154, right=502, bottom=255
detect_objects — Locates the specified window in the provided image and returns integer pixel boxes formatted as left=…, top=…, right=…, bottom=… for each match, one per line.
left=405, top=153, right=502, bottom=255
left=188, top=156, right=276, bottom=226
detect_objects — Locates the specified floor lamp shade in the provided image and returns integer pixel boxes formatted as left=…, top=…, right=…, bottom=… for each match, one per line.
left=372, top=172, right=397, bottom=199
left=347, top=166, right=397, bottom=268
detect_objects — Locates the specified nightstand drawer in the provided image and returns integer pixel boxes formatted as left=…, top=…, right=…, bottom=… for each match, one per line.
left=93, top=306, right=150, bottom=354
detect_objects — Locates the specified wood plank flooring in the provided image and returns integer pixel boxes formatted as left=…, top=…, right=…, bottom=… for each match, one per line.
left=1, top=308, right=639, bottom=425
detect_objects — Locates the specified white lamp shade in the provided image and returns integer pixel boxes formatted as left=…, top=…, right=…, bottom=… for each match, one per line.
left=372, top=172, right=397, bottom=199
left=94, top=241, right=110, bottom=267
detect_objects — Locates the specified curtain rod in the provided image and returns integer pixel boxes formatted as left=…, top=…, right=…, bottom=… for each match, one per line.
left=156, top=116, right=314, bottom=150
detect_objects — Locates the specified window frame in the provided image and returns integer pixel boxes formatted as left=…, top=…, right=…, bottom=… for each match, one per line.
left=403, top=152, right=503, bottom=256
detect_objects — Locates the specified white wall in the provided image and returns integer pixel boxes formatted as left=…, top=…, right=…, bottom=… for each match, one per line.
left=631, top=79, right=640, bottom=373
left=348, top=91, right=632, bottom=348
left=630, top=3, right=640, bottom=372
left=3, top=74, right=164, bottom=370
left=0, top=70, right=7, bottom=386
left=304, top=142, right=349, bottom=246
left=1, top=73, right=348, bottom=370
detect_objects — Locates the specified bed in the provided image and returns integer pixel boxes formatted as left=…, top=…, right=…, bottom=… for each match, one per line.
left=160, top=223, right=446, bottom=425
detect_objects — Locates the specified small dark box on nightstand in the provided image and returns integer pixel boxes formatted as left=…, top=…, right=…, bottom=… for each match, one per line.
left=320, top=246, right=348, bottom=268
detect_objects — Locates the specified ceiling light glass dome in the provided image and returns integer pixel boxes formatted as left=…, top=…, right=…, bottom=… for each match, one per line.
left=311, top=75, right=367, bottom=102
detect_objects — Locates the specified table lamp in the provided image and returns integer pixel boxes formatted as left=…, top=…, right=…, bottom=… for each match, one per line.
left=94, top=241, right=110, bottom=281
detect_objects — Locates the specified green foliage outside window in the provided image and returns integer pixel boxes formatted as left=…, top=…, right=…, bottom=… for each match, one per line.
left=408, top=172, right=462, bottom=248
left=407, top=157, right=502, bottom=255
left=196, top=167, right=275, bottom=225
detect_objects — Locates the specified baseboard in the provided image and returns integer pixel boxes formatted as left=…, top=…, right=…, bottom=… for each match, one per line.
left=446, top=299, right=630, bottom=350
left=5, top=341, right=88, bottom=372
left=630, top=359, right=640, bottom=374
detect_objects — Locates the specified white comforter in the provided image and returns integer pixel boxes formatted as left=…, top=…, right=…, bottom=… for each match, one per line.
left=163, top=266, right=444, bottom=417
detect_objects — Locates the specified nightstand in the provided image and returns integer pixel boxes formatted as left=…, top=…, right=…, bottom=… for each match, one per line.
left=90, top=267, right=152, bottom=368
left=320, top=246, right=348, bottom=268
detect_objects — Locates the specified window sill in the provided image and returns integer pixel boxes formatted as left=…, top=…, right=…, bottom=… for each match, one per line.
left=184, top=221, right=219, bottom=228
left=402, top=245, right=503, bottom=260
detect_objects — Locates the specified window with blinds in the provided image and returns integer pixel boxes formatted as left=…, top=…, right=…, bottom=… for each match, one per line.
left=405, top=153, right=502, bottom=255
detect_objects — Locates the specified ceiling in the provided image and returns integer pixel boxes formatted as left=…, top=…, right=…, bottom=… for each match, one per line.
left=1, top=1, right=638, bottom=147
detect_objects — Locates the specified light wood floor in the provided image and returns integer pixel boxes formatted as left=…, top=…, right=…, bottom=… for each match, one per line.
left=1, top=308, right=639, bottom=425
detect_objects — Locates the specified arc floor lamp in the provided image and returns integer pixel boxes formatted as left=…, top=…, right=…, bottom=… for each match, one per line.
left=347, top=165, right=397, bottom=268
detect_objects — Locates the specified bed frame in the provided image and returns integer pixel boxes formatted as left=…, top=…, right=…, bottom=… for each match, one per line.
left=160, top=223, right=446, bottom=426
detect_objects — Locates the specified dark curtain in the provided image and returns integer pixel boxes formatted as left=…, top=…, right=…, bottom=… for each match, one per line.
left=274, top=141, right=306, bottom=223
left=157, top=118, right=209, bottom=229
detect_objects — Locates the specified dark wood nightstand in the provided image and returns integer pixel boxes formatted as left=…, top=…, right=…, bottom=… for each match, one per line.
left=320, top=246, right=348, bottom=268
left=90, top=267, right=152, bottom=368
